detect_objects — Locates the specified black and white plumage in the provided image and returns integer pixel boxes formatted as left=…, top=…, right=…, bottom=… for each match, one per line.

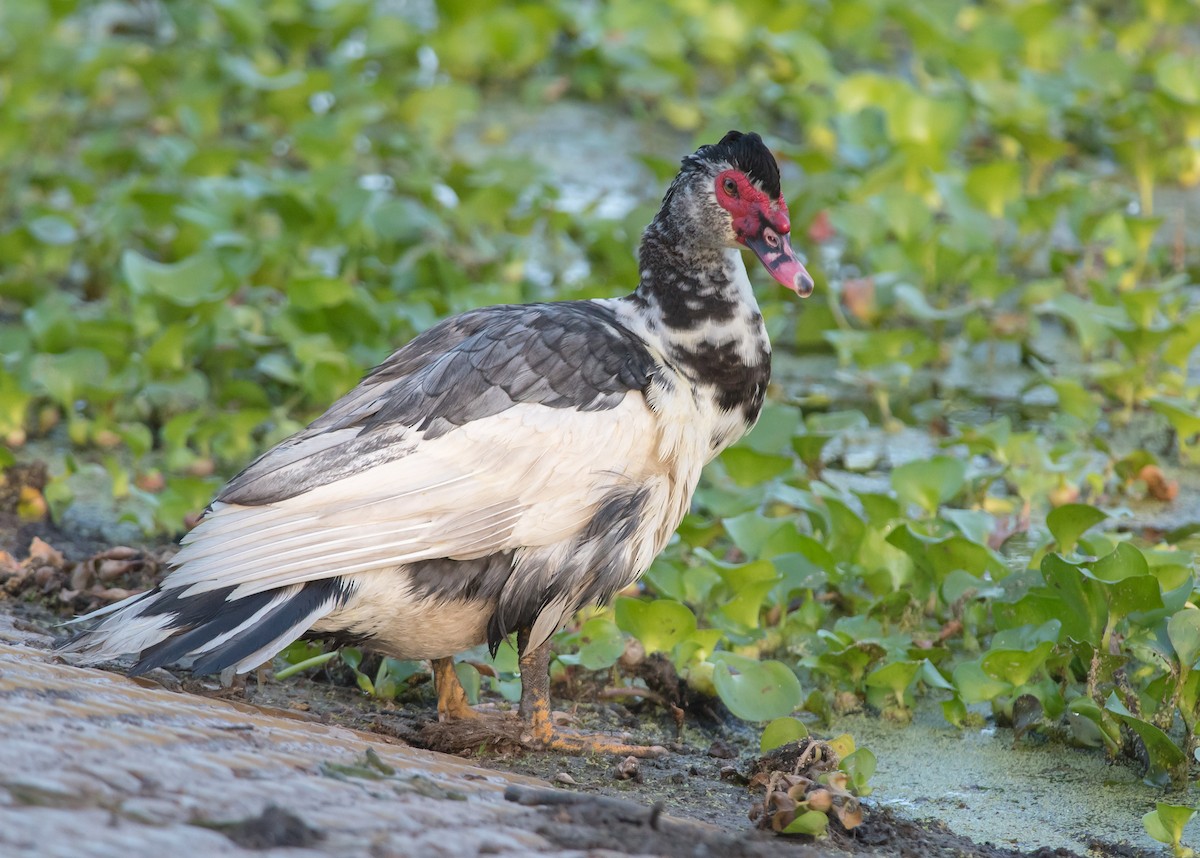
left=64, top=131, right=813, bottom=753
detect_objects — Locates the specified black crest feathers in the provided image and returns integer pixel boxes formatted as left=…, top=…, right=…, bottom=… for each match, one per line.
left=688, top=130, right=782, bottom=199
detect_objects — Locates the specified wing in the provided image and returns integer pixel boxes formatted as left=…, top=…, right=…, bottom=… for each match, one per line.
left=217, top=301, right=656, bottom=504
left=161, top=300, right=664, bottom=598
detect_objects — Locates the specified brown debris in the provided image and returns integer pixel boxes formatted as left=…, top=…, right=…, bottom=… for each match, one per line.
left=614, top=755, right=641, bottom=782
left=1137, top=465, right=1179, bottom=502
left=747, top=738, right=865, bottom=837
left=0, top=537, right=168, bottom=616
left=0, top=463, right=48, bottom=516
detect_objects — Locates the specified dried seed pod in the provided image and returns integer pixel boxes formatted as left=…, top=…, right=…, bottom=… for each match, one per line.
left=619, top=637, right=646, bottom=670
left=99, top=546, right=139, bottom=561
left=97, top=559, right=136, bottom=581
left=834, top=796, right=863, bottom=830
left=615, top=755, right=640, bottom=781
left=805, top=788, right=833, bottom=812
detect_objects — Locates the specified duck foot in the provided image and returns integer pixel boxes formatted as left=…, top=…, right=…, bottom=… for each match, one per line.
left=516, top=636, right=665, bottom=758
left=417, top=709, right=665, bottom=758
left=418, top=644, right=665, bottom=757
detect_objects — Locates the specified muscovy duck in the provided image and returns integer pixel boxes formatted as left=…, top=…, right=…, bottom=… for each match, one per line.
left=64, top=131, right=813, bottom=755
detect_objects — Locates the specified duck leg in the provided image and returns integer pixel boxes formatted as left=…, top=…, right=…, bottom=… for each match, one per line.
left=517, top=631, right=665, bottom=758
left=432, top=657, right=478, bottom=721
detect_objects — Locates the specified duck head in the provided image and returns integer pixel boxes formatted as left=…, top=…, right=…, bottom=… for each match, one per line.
left=661, top=130, right=814, bottom=297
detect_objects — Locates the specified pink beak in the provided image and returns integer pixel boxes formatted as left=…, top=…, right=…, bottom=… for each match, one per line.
left=742, top=228, right=814, bottom=297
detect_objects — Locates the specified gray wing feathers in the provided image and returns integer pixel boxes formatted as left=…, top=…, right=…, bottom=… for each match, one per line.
left=219, top=301, right=656, bottom=506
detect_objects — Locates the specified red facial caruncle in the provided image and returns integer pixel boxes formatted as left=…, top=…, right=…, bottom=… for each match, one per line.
left=715, top=169, right=814, bottom=297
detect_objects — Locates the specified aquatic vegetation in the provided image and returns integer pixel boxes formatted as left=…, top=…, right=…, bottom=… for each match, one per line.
left=3, top=0, right=1200, bottom=813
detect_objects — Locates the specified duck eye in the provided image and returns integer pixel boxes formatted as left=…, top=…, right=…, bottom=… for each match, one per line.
left=723, top=177, right=738, bottom=197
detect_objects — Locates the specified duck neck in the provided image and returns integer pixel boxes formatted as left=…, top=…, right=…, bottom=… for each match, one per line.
left=623, top=213, right=771, bottom=425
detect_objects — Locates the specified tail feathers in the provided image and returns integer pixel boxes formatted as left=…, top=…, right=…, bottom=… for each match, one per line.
left=61, top=578, right=350, bottom=677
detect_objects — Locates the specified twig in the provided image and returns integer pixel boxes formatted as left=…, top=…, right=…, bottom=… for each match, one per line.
left=599, top=686, right=668, bottom=707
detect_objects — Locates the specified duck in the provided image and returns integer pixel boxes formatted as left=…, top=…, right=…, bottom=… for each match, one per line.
left=63, top=131, right=814, bottom=756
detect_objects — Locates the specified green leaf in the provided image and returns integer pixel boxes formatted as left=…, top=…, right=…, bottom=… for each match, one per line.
left=453, top=661, right=481, bottom=705
left=840, top=747, right=876, bottom=796
left=720, top=447, right=793, bottom=487
left=864, top=660, right=921, bottom=703
left=274, top=650, right=338, bottom=680
left=760, top=716, right=810, bottom=752
left=1156, top=54, right=1200, bottom=104
left=1105, top=693, right=1187, bottom=786
left=577, top=616, right=626, bottom=671
left=614, top=598, right=696, bottom=654
left=1041, top=554, right=1107, bottom=643
left=941, top=696, right=967, bottom=727
left=287, top=276, right=356, bottom=310
left=982, top=642, right=1053, bottom=686
left=122, top=250, right=231, bottom=307
left=722, top=513, right=785, bottom=557
left=714, top=560, right=779, bottom=632
left=1087, top=543, right=1150, bottom=583
left=1046, top=504, right=1107, bottom=553
left=782, top=809, right=829, bottom=836
left=27, top=215, right=78, bottom=245
left=952, top=659, right=1012, bottom=704
left=1143, top=803, right=1197, bottom=853
left=711, top=653, right=803, bottom=722
left=1168, top=610, right=1200, bottom=670
left=891, top=456, right=966, bottom=514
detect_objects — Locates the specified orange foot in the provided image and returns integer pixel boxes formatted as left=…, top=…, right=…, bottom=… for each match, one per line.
left=432, top=657, right=478, bottom=722
left=516, top=636, right=666, bottom=758
left=424, top=645, right=667, bottom=758
left=518, top=694, right=666, bottom=757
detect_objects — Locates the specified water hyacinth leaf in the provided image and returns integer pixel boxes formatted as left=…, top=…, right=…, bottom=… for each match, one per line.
left=739, top=403, right=800, bottom=453
left=1086, top=543, right=1150, bottom=583
left=864, top=660, right=921, bottom=704
left=887, top=525, right=1006, bottom=583
left=990, top=620, right=1061, bottom=650
left=122, top=250, right=231, bottom=307
left=782, top=810, right=829, bottom=836
left=1046, top=504, right=1107, bottom=553
left=792, top=432, right=833, bottom=470
left=840, top=747, right=876, bottom=796
left=577, top=616, right=626, bottom=671
left=1143, top=803, right=1197, bottom=853
left=722, top=512, right=786, bottom=557
left=952, top=659, right=1012, bottom=704
left=1041, top=553, right=1107, bottom=643
left=1106, top=574, right=1163, bottom=621
left=760, top=716, right=810, bottom=752
left=941, top=696, right=967, bottom=727
left=981, top=641, right=1053, bottom=687
left=614, top=598, right=696, bottom=654
left=28, top=350, right=112, bottom=407
left=453, top=661, right=481, bottom=705
left=826, top=733, right=855, bottom=759
left=891, top=456, right=967, bottom=514
left=711, top=653, right=802, bottom=722
left=1168, top=609, right=1200, bottom=669
left=1066, top=698, right=1119, bottom=751
left=920, top=659, right=954, bottom=691
left=721, top=447, right=793, bottom=487
left=1155, top=53, right=1200, bottom=104
left=805, top=410, right=870, bottom=434
left=717, top=580, right=779, bottom=634
left=27, top=214, right=78, bottom=245
left=1105, top=693, right=1187, bottom=786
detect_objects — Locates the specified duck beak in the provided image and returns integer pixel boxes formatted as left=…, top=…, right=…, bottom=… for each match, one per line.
left=742, top=228, right=814, bottom=297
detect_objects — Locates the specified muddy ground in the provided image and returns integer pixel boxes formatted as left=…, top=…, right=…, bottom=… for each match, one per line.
left=0, top=513, right=1163, bottom=858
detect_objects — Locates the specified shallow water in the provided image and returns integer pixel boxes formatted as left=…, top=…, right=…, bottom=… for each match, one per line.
left=833, top=702, right=1174, bottom=855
